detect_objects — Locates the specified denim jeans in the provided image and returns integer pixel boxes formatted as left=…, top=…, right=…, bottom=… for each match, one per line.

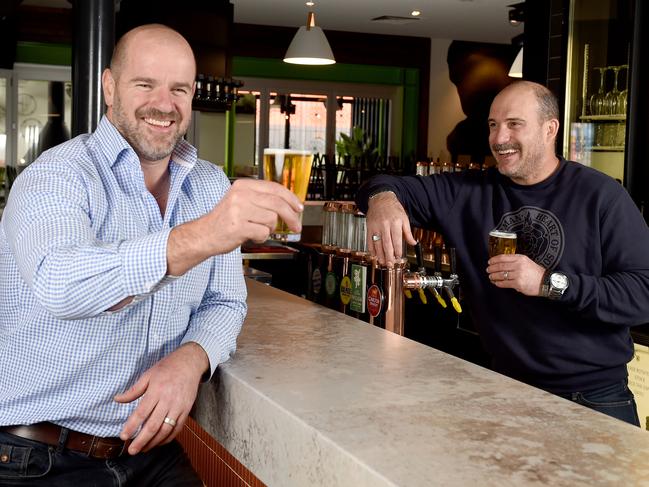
left=555, top=379, right=641, bottom=427
left=0, top=431, right=203, bottom=486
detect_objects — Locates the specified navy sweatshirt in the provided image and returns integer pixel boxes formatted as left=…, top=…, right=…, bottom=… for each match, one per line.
left=357, top=158, right=649, bottom=393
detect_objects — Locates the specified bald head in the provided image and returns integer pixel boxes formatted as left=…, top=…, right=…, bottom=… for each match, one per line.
left=488, top=80, right=561, bottom=185
left=496, top=80, right=559, bottom=124
left=102, top=23, right=197, bottom=165
left=110, top=24, right=196, bottom=81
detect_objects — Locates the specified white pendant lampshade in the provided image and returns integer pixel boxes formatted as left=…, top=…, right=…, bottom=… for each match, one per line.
left=284, top=12, right=336, bottom=65
left=509, top=47, right=523, bottom=78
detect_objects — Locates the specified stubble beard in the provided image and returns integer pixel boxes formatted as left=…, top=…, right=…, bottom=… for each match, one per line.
left=111, top=96, right=187, bottom=162
left=493, top=135, right=545, bottom=183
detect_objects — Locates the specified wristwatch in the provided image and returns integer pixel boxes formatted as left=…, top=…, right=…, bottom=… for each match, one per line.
left=541, top=270, right=569, bottom=300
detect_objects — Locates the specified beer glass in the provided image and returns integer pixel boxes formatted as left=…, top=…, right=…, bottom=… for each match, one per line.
left=488, top=230, right=517, bottom=257
left=263, top=148, right=314, bottom=241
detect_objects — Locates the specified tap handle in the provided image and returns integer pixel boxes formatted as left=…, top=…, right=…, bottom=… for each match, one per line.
left=434, top=244, right=442, bottom=274
left=431, top=288, right=447, bottom=308
left=449, top=247, right=457, bottom=275
left=450, top=296, right=463, bottom=313
left=443, top=286, right=462, bottom=313
left=414, top=241, right=425, bottom=274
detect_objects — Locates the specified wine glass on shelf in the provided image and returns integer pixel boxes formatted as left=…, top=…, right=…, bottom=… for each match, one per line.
left=617, top=64, right=629, bottom=116
left=589, top=67, right=607, bottom=116
left=613, top=65, right=629, bottom=147
left=604, top=66, right=621, bottom=116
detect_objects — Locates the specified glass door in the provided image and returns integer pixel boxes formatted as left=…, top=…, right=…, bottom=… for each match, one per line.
left=0, top=70, right=9, bottom=206
left=563, top=0, right=634, bottom=183
left=9, top=64, right=72, bottom=185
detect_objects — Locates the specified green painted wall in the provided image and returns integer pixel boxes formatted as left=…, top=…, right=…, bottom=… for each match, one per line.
left=16, top=42, right=72, bottom=66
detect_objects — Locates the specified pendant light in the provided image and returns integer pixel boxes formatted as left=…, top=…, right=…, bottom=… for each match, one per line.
left=284, top=11, right=335, bottom=65
left=509, top=47, right=523, bottom=78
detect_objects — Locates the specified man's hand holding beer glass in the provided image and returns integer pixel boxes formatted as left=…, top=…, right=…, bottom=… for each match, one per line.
left=486, top=229, right=546, bottom=296
left=167, top=179, right=303, bottom=277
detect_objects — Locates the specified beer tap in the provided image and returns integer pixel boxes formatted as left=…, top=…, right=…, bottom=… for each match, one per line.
left=432, top=242, right=448, bottom=308
left=401, top=244, right=461, bottom=313
left=443, top=248, right=462, bottom=314
left=369, top=238, right=462, bottom=336
left=413, top=242, right=428, bottom=304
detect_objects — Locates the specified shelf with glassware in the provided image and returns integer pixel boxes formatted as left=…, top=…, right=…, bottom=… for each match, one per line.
left=578, top=63, right=629, bottom=152
left=577, top=114, right=626, bottom=152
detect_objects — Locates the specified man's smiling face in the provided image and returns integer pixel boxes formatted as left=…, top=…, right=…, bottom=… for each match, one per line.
left=487, top=84, right=552, bottom=185
left=103, top=27, right=196, bottom=164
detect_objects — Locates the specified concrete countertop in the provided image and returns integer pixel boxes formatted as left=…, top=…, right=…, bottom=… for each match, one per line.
left=193, top=279, right=649, bottom=487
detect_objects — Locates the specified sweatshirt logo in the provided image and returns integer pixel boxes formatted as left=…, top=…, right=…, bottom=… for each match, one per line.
left=496, top=206, right=564, bottom=269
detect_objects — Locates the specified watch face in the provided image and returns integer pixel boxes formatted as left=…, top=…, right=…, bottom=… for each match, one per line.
left=550, top=272, right=568, bottom=289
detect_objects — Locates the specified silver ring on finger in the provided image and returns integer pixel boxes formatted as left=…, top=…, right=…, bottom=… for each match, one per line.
left=503, top=271, right=509, bottom=280
left=163, top=416, right=177, bottom=427
left=371, top=233, right=381, bottom=242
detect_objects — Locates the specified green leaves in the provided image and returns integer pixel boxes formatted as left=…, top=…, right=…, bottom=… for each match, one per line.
left=335, top=126, right=378, bottom=167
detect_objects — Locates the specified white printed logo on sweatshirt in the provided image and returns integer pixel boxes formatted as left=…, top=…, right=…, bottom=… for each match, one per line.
left=496, top=206, right=564, bottom=269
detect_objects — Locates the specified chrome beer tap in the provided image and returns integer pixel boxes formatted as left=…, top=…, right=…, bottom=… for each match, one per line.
left=442, top=248, right=462, bottom=313
left=401, top=242, right=462, bottom=313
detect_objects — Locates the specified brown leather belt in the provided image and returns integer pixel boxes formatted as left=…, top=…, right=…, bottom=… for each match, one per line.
left=1, top=422, right=131, bottom=460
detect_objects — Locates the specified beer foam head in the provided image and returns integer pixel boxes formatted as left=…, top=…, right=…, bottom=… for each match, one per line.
left=489, top=230, right=517, bottom=239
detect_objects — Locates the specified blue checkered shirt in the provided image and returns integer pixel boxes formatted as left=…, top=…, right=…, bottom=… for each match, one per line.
left=0, top=116, right=247, bottom=436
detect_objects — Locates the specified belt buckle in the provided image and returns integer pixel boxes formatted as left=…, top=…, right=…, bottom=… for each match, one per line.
left=87, top=436, right=126, bottom=460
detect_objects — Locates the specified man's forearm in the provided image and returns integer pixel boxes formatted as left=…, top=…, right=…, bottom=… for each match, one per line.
left=166, top=217, right=215, bottom=277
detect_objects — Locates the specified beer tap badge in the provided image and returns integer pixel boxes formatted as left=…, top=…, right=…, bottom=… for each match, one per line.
left=495, top=206, right=565, bottom=270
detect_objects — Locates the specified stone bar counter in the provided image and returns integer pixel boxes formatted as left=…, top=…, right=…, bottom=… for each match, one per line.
left=191, top=279, right=649, bottom=486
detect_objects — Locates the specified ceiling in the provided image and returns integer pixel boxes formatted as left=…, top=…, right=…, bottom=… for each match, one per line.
left=231, top=0, right=523, bottom=44
left=22, top=0, right=523, bottom=45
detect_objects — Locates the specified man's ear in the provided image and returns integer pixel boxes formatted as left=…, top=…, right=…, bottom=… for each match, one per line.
left=545, top=118, right=560, bottom=141
left=102, top=68, right=115, bottom=107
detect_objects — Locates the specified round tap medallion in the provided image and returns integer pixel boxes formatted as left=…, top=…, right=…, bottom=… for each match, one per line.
left=312, top=268, right=322, bottom=295
left=367, top=284, right=383, bottom=317
left=325, top=272, right=338, bottom=297
left=340, top=275, right=352, bottom=305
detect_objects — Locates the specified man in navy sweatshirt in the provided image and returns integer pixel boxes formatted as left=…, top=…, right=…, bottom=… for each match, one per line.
left=356, top=80, right=649, bottom=426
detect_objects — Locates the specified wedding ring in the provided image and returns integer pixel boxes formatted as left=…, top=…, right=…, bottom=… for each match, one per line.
left=163, top=417, right=177, bottom=427
left=503, top=271, right=509, bottom=280
left=371, top=234, right=381, bottom=242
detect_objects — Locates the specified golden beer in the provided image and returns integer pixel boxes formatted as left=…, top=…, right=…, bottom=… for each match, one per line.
left=263, top=149, right=313, bottom=241
left=488, top=230, right=517, bottom=257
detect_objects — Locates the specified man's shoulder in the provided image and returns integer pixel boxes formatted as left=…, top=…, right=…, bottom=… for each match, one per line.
left=27, top=134, right=98, bottom=175
left=190, top=159, right=228, bottom=183
left=561, top=159, right=624, bottom=193
left=183, top=159, right=231, bottom=202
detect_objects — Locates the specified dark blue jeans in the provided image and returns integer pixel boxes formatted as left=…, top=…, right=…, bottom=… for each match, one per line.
left=555, top=379, right=640, bottom=427
left=0, top=431, right=202, bottom=486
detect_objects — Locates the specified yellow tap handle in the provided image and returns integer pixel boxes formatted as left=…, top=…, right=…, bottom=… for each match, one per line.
left=432, top=289, right=447, bottom=308
left=404, top=289, right=412, bottom=299
left=451, top=297, right=462, bottom=313
left=418, top=288, right=428, bottom=304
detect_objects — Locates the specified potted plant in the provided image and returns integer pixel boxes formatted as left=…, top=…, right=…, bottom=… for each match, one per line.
left=335, top=126, right=378, bottom=169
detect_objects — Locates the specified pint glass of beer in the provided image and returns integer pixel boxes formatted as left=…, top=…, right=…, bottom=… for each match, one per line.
left=488, top=230, right=517, bottom=257
left=263, top=148, right=314, bottom=241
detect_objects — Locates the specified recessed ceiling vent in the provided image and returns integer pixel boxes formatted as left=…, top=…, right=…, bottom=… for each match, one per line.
left=370, top=15, right=420, bottom=25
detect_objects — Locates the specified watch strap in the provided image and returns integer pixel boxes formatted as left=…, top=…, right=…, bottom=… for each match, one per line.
left=540, top=268, right=552, bottom=298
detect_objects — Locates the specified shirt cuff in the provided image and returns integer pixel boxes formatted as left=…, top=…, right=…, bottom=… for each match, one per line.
left=119, top=227, right=172, bottom=296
